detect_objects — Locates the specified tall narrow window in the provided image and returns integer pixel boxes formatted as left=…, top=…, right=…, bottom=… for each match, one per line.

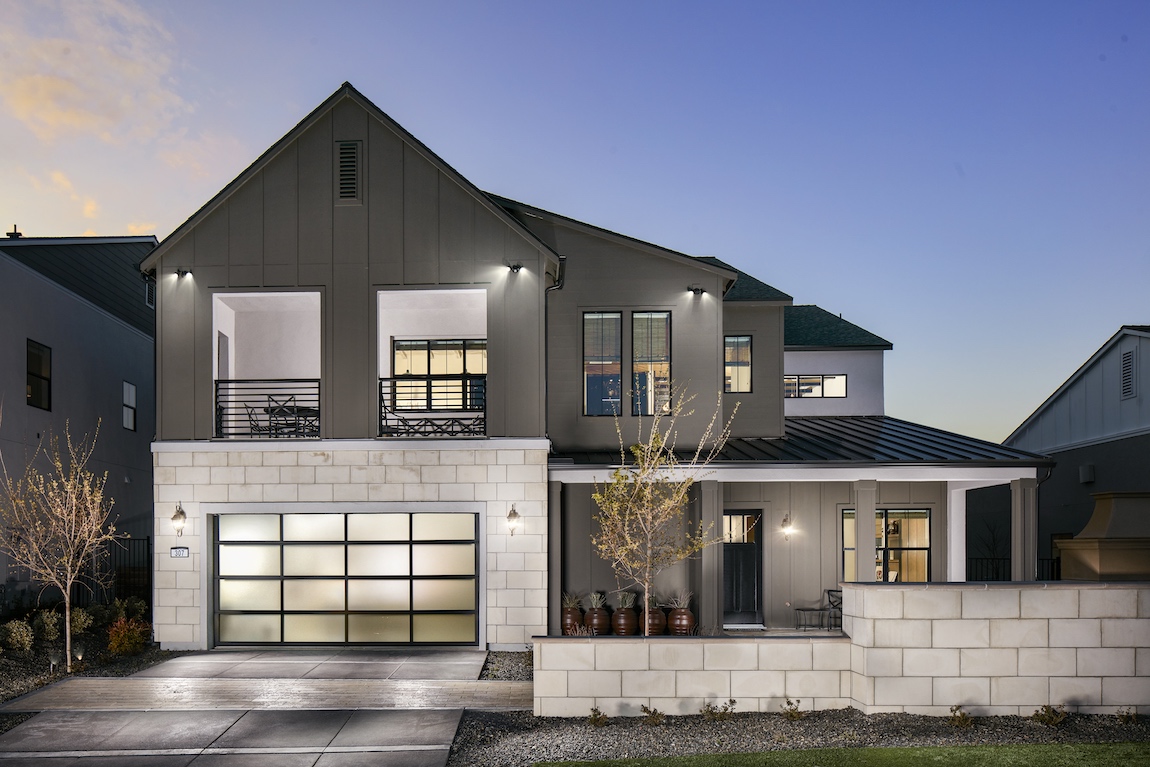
left=122, top=381, right=137, bottom=431
left=335, top=141, right=361, bottom=204
left=26, top=340, right=51, bottom=411
left=724, top=335, right=752, bottom=393
left=633, top=312, right=671, bottom=416
left=584, top=312, right=621, bottom=416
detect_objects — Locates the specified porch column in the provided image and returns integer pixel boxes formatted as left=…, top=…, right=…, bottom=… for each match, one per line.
left=546, top=481, right=563, bottom=635
left=1010, top=477, right=1038, bottom=581
left=699, top=480, right=722, bottom=629
left=854, top=480, right=878, bottom=583
left=946, top=483, right=967, bottom=582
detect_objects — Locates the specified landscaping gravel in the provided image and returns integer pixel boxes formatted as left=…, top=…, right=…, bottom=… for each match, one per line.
left=480, top=650, right=535, bottom=681
left=447, top=707, right=1150, bottom=767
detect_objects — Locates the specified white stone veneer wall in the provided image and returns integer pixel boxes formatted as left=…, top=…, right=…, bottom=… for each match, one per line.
left=152, top=438, right=549, bottom=651
left=535, top=582, right=1150, bottom=717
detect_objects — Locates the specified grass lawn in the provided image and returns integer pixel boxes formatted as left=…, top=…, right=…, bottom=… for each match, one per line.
left=536, top=742, right=1150, bottom=767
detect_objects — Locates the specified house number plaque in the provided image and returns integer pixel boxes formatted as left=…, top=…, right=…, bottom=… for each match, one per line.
left=170, top=547, right=190, bottom=558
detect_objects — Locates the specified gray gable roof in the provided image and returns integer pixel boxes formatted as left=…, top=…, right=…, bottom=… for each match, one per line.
left=0, top=236, right=157, bottom=335
left=785, top=305, right=892, bottom=350
left=693, top=257, right=792, bottom=303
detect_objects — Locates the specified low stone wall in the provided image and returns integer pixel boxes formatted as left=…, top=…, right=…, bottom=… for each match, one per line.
left=534, top=582, right=1150, bottom=717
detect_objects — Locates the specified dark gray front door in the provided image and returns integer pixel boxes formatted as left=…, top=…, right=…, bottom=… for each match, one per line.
left=723, top=511, right=763, bottom=625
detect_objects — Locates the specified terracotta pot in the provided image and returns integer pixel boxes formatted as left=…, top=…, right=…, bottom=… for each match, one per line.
left=611, top=607, right=638, bottom=636
left=667, top=607, right=696, bottom=636
left=561, top=607, right=583, bottom=636
left=643, top=606, right=666, bottom=636
left=584, top=607, right=611, bottom=636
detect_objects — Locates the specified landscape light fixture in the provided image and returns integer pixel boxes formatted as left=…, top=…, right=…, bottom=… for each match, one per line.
left=175, top=268, right=192, bottom=278
left=171, top=502, right=187, bottom=537
left=506, top=504, right=521, bottom=536
left=508, top=263, right=523, bottom=273
left=781, top=513, right=794, bottom=541
left=688, top=285, right=705, bottom=296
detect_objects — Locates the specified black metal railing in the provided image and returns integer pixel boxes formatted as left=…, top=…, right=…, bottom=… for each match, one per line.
left=215, top=379, right=321, bottom=438
left=966, top=557, right=1061, bottom=581
left=379, top=375, right=486, bottom=437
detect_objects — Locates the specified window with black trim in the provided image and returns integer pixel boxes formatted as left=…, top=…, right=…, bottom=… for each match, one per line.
left=584, top=312, right=622, bottom=416
left=26, top=340, right=50, bottom=411
left=784, top=374, right=846, bottom=398
left=725, top=335, right=751, bottom=393
left=842, top=508, right=930, bottom=583
left=633, top=311, right=671, bottom=415
left=392, top=339, right=486, bottom=411
left=123, top=381, right=137, bottom=431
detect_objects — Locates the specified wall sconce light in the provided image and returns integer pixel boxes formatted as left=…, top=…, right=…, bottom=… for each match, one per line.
left=508, top=263, right=523, bottom=273
left=171, top=502, right=187, bottom=537
left=506, top=504, right=521, bottom=536
left=781, top=513, right=794, bottom=541
left=175, top=269, right=192, bottom=278
left=688, top=285, right=705, bottom=296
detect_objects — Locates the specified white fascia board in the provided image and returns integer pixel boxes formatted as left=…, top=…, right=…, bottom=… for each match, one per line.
left=548, top=464, right=1038, bottom=484
left=153, top=438, right=552, bottom=453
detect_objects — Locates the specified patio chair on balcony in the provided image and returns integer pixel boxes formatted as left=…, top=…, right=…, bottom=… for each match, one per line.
left=267, top=395, right=298, bottom=437
left=244, top=404, right=271, bottom=437
left=826, top=588, right=842, bottom=631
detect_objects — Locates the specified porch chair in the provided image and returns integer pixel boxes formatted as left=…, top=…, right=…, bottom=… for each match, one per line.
left=825, top=589, right=842, bottom=631
left=244, top=404, right=271, bottom=437
left=267, top=395, right=298, bottom=437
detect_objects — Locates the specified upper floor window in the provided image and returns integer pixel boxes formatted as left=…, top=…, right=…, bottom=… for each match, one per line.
left=26, top=340, right=51, bottom=411
left=584, top=312, right=621, bottom=416
left=633, top=312, right=671, bottom=416
left=724, top=335, right=751, bottom=393
left=785, top=374, right=846, bottom=398
left=392, top=339, right=487, bottom=411
left=122, top=381, right=137, bottom=431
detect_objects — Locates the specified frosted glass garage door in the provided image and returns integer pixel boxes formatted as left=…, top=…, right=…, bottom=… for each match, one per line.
left=215, top=512, right=478, bottom=644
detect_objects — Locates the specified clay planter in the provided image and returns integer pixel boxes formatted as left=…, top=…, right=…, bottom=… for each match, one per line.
left=611, top=607, right=639, bottom=636
left=643, top=606, right=666, bottom=636
left=561, top=607, right=584, bottom=636
left=584, top=607, right=611, bottom=635
left=667, top=607, right=696, bottom=636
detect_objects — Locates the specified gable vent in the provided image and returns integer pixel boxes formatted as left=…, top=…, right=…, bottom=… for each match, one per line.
left=336, top=141, right=360, bottom=204
left=145, top=279, right=156, bottom=309
left=1121, top=348, right=1136, bottom=399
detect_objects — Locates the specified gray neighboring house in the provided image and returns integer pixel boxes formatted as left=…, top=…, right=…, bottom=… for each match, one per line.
left=0, top=231, right=157, bottom=593
left=1004, top=325, right=1150, bottom=563
left=142, top=83, right=1049, bottom=651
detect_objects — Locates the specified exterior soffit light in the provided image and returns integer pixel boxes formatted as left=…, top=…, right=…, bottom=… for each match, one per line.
left=176, top=269, right=192, bottom=278
left=171, top=502, right=187, bottom=537
left=781, top=513, right=794, bottom=541
left=688, top=285, right=704, bottom=296
left=507, top=504, right=521, bottom=536
left=509, top=263, right=523, bottom=273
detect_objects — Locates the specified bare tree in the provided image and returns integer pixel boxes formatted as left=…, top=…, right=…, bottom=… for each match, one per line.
left=591, top=389, right=736, bottom=635
left=0, top=421, right=120, bottom=671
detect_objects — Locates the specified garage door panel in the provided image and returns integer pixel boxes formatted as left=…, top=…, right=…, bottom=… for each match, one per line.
left=283, top=579, right=345, bottom=610
left=285, top=613, right=345, bottom=642
left=348, top=544, right=408, bottom=576
left=413, top=614, right=475, bottom=643
left=219, top=515, right=279, bottom=541
left=349, top=614, right=410, bottom=642
left=413, top=513, right=474, bottom=540
left=412, top=544, right=474, bottom=576
left=219, top=545, right=280, bottom=576
left=348, top=513, right=409, bottom=541
left=284, top=544, right=345, bottom=576
left=219, top=579, right=281, bottom=611
left=413, top=579, right=476, bottom=611
left=284, top=513, right=344, bottom=541
left=220, top=614, right=281, bottom=643
left=347, top=580, right=409, bottom=610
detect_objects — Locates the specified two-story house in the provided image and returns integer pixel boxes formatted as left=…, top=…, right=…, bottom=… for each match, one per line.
left=143, top=83, right=1048, bottom=650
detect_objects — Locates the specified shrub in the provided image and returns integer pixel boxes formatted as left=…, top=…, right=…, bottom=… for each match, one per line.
left=1031, top=704, right=1068, bottom=727
left=33, top=610, right=61, bottom=643
left=640, top=704, right=666, bottom=726
left=124, top=596, right=147, bottom=620
left=107, top=617, right=150, bottom=656
left=781, top=698, right=804, bottom=721
left=701, top=699, right=737, bottom=721
left=2, top=619, right=34, bottom=654
left=948, top=705, right=974, bottom=728
left=70, top=606, right=94, bottom=636
left=1117, top=707, right=1139, bottom=725
left=587, top=706, right=608, bottom=726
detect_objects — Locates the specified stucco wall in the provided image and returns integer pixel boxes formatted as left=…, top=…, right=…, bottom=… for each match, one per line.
left=152, top=438, right=548, bottom=651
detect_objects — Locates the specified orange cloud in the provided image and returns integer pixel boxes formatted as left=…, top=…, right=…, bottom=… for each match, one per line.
left=126, top=222, right=156, bottom=236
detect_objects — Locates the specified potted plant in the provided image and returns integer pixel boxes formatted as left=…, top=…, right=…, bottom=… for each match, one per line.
left=644, top=593, right=666, bottom=636
left=584, top=591, right=611, bottom=635
left=666, top=589, right=696, bottom=636
left=611, top=591, right=639, bottom=636
left=561, top=592, right=583, bottom=635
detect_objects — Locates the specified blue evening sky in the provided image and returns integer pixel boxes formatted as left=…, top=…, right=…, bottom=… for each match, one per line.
left=1, top=1, right=1146, bottom=441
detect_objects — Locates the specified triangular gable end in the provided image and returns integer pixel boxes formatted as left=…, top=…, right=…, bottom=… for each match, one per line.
left=142, top=82, right=559, bottom=285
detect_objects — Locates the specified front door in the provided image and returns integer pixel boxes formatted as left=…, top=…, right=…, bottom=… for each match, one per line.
left=723, top=511, right=763, bottom=625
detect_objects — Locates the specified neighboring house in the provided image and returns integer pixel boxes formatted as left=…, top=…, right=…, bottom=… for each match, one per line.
left=1004, top=325, right=1150, bottom=562
left=142, top=83, right=1048, bottom=651
left=0, top=232, right=157, bottom=599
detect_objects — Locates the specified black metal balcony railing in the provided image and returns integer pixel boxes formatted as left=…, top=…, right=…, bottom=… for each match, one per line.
left=215, top=379, right=321, bottom=438
left=379, top=375, right=486, bottom=437
left=966, top=557, right=1061, bottom=581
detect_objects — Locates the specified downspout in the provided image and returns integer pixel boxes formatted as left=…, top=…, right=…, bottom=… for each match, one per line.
left=543, top=256, right=566, bottom=635
left=543, top=256, right=567, bottom=444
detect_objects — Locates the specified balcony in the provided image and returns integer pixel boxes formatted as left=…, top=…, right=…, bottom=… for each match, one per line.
left=215, top=379, right=322, bottom=438
left=379, top=375, right=486, bottom=437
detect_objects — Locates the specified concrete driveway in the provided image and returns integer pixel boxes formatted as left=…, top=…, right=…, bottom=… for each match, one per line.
left=0, top=649, right=533, bottom=766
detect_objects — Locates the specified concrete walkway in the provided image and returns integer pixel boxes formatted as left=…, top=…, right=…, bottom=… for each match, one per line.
left=0, top=649, right=533, bottom=766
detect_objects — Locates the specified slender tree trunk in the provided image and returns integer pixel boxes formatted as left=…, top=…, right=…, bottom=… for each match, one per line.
left=64, top=594, right=72, bottom=673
